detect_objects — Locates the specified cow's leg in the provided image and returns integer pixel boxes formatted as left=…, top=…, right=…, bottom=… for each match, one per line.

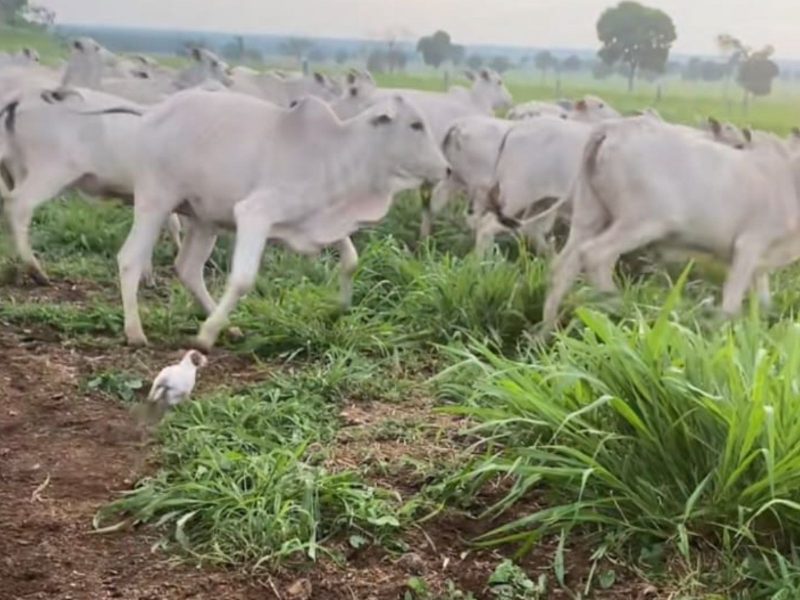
left=118, top=200, right=173, bottom=346
left=337, top=236, right=358, bottom=309
left=418, top=183, right=434, bottom=239
left=3, top=168, right=72, bottom=284
left=420, top=178, right=459, bottom=238
left=721, top=236, right=765, bottom=316
left=174, top=219, right=218, bottom=315
left=580, top=219, right=669, bottom=293
left=543, top=236, right=585, bottom=328
left=167, top=213, right=183, bottom=252
left=474, top=212, right=510, bottom=256
left=196, top=193, right=272, bottom=350
left=753, top=273, right=771, bottom=310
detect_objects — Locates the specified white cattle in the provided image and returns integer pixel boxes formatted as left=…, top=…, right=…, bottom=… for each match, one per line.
left=508, top=95, right=619, bottom=122
left=541, top=116, right=800, bottom=326
left=423, top=116, right=513, bottom=238
left=507, top=100, right=568, bottom=120
left=478, top=115, right=751, bottom=256
left=231, top=69, right=341, bottom=106
left=0, top=47, right=41, bottom=68
left=333, top=68, right=511, bottom=238
left=116, top=91, right=449, bottom=349
left=62, top=41, right=232, bottom=103
left=0, top=88, right=179, bottom=284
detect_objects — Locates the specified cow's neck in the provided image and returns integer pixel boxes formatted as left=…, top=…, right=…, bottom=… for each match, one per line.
left=326, top=125, right=392, bottom=200
left=469, top=86, right=493, bottom=114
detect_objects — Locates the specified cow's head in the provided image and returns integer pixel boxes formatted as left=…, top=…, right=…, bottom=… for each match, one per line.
left=366, top=95, right=450, bottom=189
left=189, top=48, right=233, bottom=87
left=465, top=68, right=513, bottom=111
left=572, top=95, right=620, bottom=122
left=707, top=117, right=749, bottom=149
left=310, top=71, right=341, bottom=100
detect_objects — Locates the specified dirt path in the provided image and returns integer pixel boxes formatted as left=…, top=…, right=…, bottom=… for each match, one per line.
left=0, top=330, right=265, bottom=600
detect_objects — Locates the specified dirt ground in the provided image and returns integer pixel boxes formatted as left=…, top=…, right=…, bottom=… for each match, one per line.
left=0, top=291, right=654, bottom=600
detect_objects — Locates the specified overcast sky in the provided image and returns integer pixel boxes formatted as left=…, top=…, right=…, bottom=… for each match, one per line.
left=41, top=0, right=800, bottom=58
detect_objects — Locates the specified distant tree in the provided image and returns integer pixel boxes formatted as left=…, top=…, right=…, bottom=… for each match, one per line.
left=416, top=30, right=461, bottom=69
left=490, top=55, right=513, bottom=74
left=466, top=54, right=484, bottom=70
left=222, top=35, right=245, bottom=61
left=279, top=37, right=315, bottom=63
left=308, top=46, right=325, bottom=63
left=21, top=2, right=53, bottom=26
left=592, top=60, right=614, bottom=80
left=534, top=50, right=557, bottom=82
left=562, top=55, right=582, bottom=72
left=0, top=0, right=25, bottom=24
left=450, top=43, right=465, bottom=66
left=718, top=34, right=780, bottom=109
left=597, top=1, right=677, bottom=92
left=335, top=48, right=350, bottom=65
left=366, top=49, right=387, bottom=73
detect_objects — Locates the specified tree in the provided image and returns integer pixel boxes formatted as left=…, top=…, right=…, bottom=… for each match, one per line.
left=466, top=54, right=484, bottom=70
left=279, top=37, right=315, bottom=63
left=562, top=55, right=582, bottom=72
left=489, top=55, right=512, bottom=74
left=534, top=50, right=557, bottom=82
left=416, top=30, right=461, bottom=69
left=0, top=0, right=26, bottom=24
left=596, top=1, right=677, bottom=92
left=334, top=49, right=350, bottom=65
left=22, top=3, right=54, bottom=26
left=718, top=34, right=780, bottom=109
left=308, top=47, right=325, bottom=63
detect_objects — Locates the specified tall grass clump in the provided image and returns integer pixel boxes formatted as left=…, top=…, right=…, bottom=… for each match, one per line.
left=439, top=279, right=800, bottom=585
left=98, top=369, right=402, bottom=566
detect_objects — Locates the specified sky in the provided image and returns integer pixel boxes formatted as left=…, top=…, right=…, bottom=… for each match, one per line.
left=40, top=0, right=800, bottom=58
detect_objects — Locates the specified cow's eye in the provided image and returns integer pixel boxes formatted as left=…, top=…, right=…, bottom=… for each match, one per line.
left=411, top=121, right=425, bottom=131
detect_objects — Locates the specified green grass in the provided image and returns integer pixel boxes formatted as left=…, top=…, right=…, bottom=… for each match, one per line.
left=0, top=24, right=66, bottom=64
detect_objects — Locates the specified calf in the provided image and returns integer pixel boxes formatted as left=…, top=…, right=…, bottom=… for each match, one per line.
left=542, top=116, right=800, bottom=326
left=116, top=91, right=450, bottom=349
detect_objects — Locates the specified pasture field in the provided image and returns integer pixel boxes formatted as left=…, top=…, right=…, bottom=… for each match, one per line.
left=4, top=47, right=800, bottom=599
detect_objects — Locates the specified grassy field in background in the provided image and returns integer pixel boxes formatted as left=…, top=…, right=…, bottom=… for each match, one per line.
left=4, top=32, right=800, bottom=599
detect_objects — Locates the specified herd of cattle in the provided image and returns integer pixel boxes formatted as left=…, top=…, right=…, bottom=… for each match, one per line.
left=1, top=38, right=800, bottom=351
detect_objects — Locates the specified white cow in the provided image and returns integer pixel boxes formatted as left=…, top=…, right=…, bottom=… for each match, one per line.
left=507, top=100, right=568, bottom=120
left=508, top=95, right=619, bottom=122
left=541, top=116, right=800, bottom=326
left=478, top=114, right=751, bottom=256
left=231, top=69, right=341, bottom=106
left=62, top=41, right=232, bottom=103
left=116, top=91, right=450, bottom=349
left=333, top=68, right=511, bottom=238
left=0, top=47, right=41, bottom=68
left=0, top=88, right=179, bottom=284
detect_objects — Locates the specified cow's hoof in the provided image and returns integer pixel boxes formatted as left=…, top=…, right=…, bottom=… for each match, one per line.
left=125, top=332, right=149, bottom=347
left=190, top=336, right=214, bottom=354
left=29, top=267, right=51, bottom=286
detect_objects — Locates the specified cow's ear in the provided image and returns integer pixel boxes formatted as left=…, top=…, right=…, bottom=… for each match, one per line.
left=742, top=127, right=753, bottom=143
left=73, top=39, right=84, bottom=51
left=190, top=47, right=201, bottom=61
left=346, top=70, right=357, bottom=85
left=313, top=71, right=325, bottom=84
left=371, top=113, right=393, bottom=126
left=707, top=116, right=722, bottom=136
left=574, top=98, right=588, bottom=111
left=479, top=68, right=490, bottom=81
left=464, top=70, right=475, bottom=81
